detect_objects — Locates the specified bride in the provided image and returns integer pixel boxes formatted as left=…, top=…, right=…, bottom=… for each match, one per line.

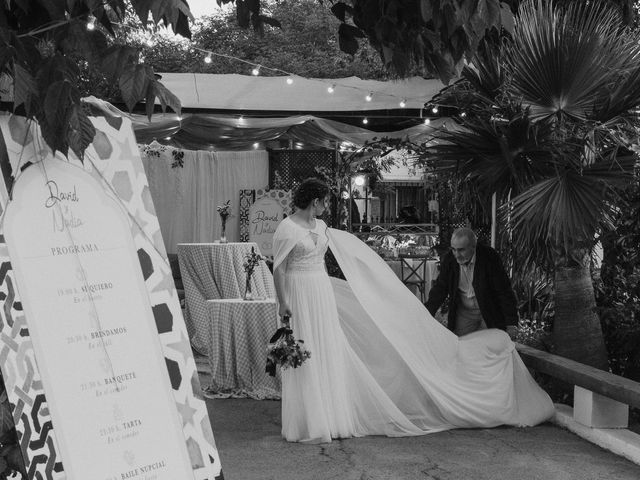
left=273, top=178, right=554, bottom=444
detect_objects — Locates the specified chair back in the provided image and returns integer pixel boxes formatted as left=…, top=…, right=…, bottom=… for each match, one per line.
left=399, top=254, right=429, bottom=302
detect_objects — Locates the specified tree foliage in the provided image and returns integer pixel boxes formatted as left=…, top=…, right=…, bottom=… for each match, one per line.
left=221, top=0, right=519, bottom=84
left=140, top=0, right=389, bottom=79
left=0, top=0, right=190, bottom=158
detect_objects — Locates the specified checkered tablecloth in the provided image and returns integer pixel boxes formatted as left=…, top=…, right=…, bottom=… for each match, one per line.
left=205, top=299, right=281, bottom=399
left=177, top=242, right=276, bottom=353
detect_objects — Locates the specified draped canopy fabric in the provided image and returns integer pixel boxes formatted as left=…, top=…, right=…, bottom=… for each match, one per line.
left=84, top=96, right=448, bottom=151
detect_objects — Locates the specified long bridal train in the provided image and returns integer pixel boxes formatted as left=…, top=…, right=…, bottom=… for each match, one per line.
left=326, top=228, right=554, bottom=436
left=275, top=218, right=554, bottom=444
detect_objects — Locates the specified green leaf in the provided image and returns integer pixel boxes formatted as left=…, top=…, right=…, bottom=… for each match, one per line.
left=102, top=45, right=138, bottom=83
left=153, top=79, right=181, bottom=115
left=44, top=80, right=72, bottom=129
left=119, top=64, right=151, bottom=112
left=338, top=23, right=358, bottom=55
left=67, top=104, right=96, bottom=160
left=13, top=63, right=36, bottom=113
left=331, top=3, right=353, bottom=22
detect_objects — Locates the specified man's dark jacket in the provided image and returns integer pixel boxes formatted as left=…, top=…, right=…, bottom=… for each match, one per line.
left=425, top=243, right=518, bottom=332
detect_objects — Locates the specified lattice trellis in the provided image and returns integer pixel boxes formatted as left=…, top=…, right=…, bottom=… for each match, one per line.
left=269, top=149, right=336, bottom=189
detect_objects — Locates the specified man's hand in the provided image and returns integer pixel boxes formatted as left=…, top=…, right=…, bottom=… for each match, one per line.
left=506, top=325, right=517, bottom=340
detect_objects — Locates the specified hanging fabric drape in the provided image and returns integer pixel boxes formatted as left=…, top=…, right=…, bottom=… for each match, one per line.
left=140, top=147, right=268, bottom=253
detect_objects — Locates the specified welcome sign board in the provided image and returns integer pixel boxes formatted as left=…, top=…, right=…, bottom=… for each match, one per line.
left=0, top=114, right=221, bottom=479
left=248, top=196, right=285, bottom=257
left=4, top=158, right=195, bottom=480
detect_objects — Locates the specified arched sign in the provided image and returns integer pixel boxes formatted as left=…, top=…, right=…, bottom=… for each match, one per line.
left=249, top=196, right=285, bottom=257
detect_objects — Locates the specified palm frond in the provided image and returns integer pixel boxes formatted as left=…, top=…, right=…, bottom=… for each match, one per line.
left=508, top=0, right=629, bottom=120
left=425, top=111, right=559, bottom=200
left=504, top=162, right=631, bottom=269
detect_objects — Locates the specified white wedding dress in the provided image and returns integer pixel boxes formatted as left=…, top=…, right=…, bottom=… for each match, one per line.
left=273, top=217, right=554, bottom=443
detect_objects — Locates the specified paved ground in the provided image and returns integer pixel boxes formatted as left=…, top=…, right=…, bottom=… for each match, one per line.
left=204, top=397, right=640, bottom=480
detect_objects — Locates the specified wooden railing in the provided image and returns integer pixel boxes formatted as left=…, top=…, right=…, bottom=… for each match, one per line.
left=516, top=343, right=640, bottom=427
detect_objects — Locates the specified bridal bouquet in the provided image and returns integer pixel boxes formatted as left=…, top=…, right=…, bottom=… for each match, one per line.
left=265, top=318, right=311, bottom=377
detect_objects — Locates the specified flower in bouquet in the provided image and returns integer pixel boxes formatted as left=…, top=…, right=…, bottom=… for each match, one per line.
left=243, top=246, right=263, bottom=300
left=265, top=320, right=311, bottom=377
left=243, top=246, right=263, bottom=277
left=216, top=200, right=232, bottom=222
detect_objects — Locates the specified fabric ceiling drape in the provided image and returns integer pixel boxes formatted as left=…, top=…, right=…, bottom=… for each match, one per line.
left=140, top=147, right=268, bottom=253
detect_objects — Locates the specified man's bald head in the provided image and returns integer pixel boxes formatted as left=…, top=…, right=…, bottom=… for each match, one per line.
left=450, top=228, right=477, bottom=265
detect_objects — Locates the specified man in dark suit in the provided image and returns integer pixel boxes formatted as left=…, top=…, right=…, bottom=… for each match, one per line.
left=425, top=228, right=518, bottom=337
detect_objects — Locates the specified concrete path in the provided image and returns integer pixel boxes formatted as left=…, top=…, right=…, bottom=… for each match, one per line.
left=204, top=397, right=640, bottom=480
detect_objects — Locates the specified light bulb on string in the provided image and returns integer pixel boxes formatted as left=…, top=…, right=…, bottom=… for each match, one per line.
left=460, top=111, right=467, bottom=117
left=432, top=106, right=439, bottom=114
left=251, top=65, right=261, bottom=76
left=399, top=99, right=407, bottom=108
left=286, top=77, right=293, bottom=85
left=204, top=53, right=212, bottom=64
left=86, top=15, right=96, bottom=30
left=362, top=118, right=369, bottom=125
left=424, top=118, right=431, bottom=125
left=365, top=92, right=373, bottom=102
left=327, top=84, right=336, bottom=93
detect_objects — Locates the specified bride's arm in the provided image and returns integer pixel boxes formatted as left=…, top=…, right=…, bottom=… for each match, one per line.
left=273, top=264, right=292, bottom=319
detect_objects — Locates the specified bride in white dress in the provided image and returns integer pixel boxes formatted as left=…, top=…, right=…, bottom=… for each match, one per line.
left=273, top=178, right=554, bottom=444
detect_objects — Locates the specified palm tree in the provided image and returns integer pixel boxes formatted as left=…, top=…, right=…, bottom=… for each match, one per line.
left=421, top=0, right=640, bottom=369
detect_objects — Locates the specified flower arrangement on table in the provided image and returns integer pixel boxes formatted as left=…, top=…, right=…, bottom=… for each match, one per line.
left=242, top=246, right=263, bottom=300
left=216, top=200, right=231, bottom=243
left=265, top=317, right=311, bottom=377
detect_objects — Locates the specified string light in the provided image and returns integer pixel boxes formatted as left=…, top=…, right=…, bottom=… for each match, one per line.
left=188, top=48, right=442, bottom=123
left=86, top=15, right=96, bottom=31
left=424, top=118, right=431, bottom=125
left=460, top=111, right=467, bottom=117
left=362, top=118, right=369, bottom=124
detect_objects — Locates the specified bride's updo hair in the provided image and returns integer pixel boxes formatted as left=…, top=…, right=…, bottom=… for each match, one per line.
left=292, top=178, right=330, bottom=209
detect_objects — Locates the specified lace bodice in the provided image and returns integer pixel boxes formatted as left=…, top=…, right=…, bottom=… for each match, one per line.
left=285, top=219, right=328, bottom=272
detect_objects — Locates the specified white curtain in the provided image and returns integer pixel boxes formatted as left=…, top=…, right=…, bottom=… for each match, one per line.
left=141, top=147, right=268, bottom=253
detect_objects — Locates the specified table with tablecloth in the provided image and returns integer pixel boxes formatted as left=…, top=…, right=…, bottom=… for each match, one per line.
left=385, top=258, right=439, bottom=299
left=177, top=242, right=275, bottom=353
left=205, top=299, right=281, bottom=399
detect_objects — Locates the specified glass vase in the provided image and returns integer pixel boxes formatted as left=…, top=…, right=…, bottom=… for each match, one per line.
left=220, top=219, right=227, bottom=243
left=244, top=273, right=253, bottom=301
